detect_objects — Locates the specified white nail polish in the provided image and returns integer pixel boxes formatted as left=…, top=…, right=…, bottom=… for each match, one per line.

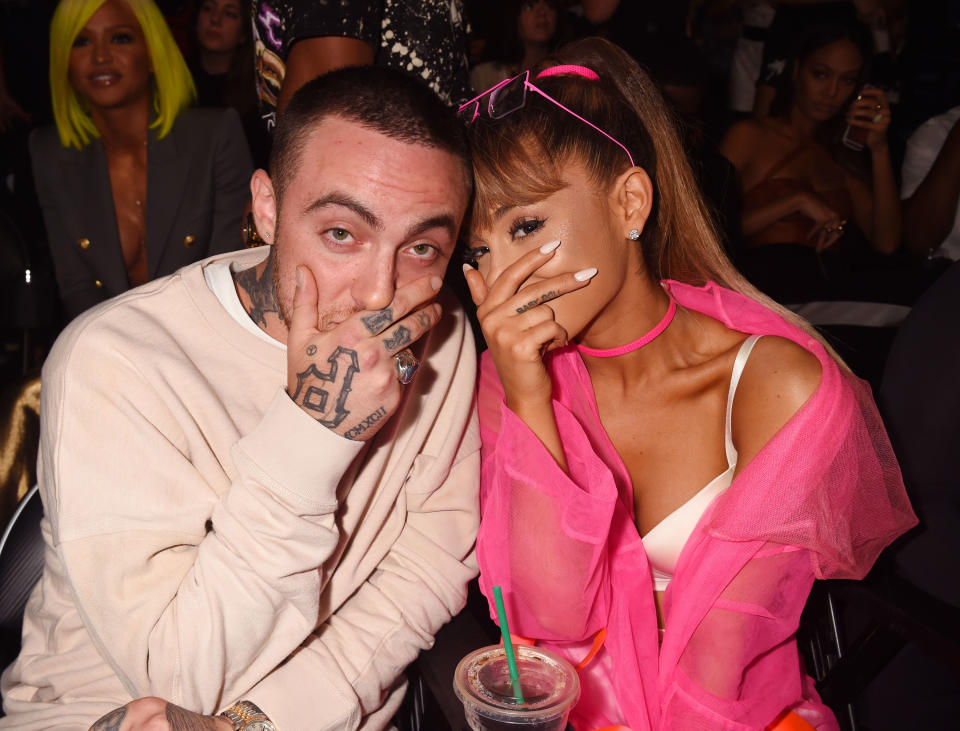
left=574, top=267, right=598, bottom=282
left=430, top=276, right=443, bottom=291
left=539, top=239, right=561, bottom=254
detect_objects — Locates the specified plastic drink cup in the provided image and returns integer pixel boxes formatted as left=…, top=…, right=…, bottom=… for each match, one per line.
left=454, top=644, right=580, bottom=731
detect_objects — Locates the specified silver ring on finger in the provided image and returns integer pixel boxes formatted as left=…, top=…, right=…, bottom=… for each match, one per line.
left=394, top=349, right=420, bottom=385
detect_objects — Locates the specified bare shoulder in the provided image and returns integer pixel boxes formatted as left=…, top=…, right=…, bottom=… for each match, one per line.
left=731, top=335, right=823, bottom=467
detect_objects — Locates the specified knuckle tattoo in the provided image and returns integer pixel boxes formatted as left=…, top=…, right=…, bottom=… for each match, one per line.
left=361, top=308, right=393, bottom=334
left=383, top=324, right=412, bottom=351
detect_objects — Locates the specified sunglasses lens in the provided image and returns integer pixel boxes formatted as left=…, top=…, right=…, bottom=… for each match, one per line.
left=488, top=74, right=528, bottom=119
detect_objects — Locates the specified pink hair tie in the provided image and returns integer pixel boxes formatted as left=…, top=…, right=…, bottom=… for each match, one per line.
left=535, top=65, right=600, bottom=81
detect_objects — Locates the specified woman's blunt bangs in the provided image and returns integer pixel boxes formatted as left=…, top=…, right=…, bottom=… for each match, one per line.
left=50, top=0, right=195, bottom=150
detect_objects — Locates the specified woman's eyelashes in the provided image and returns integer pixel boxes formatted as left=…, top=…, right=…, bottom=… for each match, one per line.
left=509, top=216, right=546, bottom=240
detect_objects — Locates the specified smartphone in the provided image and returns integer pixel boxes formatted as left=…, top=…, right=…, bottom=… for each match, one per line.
left=842, top=84, right=875, bottom=152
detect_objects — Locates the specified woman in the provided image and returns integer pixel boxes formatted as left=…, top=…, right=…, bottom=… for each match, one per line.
left=720, top=20, right=900, bottom=304
left=461, top=38, right=915, bottom=730
left=470, top=0, right=562, bottom=93
left=189, top=0, right=269, bottom=166
left=31, top=0, right=252, bottom=320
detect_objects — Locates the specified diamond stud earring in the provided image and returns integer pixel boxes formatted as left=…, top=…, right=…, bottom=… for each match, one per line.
left=628, top=229, right=640, bottom=241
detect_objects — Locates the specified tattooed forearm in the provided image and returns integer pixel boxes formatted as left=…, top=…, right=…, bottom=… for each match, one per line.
left=90, top=706, right=127, bottom=731
left=383, top=324, right=412, bottom=351
left=362, top=308, right=393, bottom=334
left=516, top=290, right=559, bottom=315
left=234, top=249, right=281, bottom=327
left=165, top=702, right=221, bottom=730
left=291, top=346, right=360, bottom=428
left=343, top=406, right=388, bottom=440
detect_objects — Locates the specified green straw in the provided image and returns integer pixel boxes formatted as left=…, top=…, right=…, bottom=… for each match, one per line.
left=492, top=585, right=525, bottom=704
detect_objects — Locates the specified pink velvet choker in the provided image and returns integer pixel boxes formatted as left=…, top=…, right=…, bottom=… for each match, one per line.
left=576, top=296, right=677, bottom=358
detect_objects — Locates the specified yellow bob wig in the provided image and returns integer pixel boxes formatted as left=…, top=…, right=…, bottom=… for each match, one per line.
left=50, top=0, right=196, bottom=149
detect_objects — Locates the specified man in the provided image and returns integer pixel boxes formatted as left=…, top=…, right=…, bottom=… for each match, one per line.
left=0, top=65, right=479, bottom=730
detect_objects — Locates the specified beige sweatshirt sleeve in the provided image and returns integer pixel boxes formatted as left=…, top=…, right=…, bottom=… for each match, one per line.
left=245, top=412, right=481, bottom=730
left=42, top=328, right=364, bottom=713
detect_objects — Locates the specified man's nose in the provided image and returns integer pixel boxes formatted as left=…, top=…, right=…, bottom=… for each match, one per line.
left=352, top=255, right=397, bottom=312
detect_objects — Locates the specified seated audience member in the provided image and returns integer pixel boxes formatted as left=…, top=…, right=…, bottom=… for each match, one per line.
left=460, top=37, right=915, bottom=730
left=470, top=0, right=561, bottom=94
left=252, top=0, right=472, bottom=132
left=189, top=0, right=270, bottom=166
left=30, top=0, right=252, bottom=321
left=720, top=19, right=900, bottom=303
left=0, top=65, right=479, bottom=730
left=900, top=105, right=960, bottom=259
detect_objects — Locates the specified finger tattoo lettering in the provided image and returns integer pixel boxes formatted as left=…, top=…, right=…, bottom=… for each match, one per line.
left=90, top=707, right=127, bottom=731
left=516, top=290, right=559, bottom=314
left=362, top=308, right=394, bottom=334
left=292, top=346, right=360, bottom=428
left=417, top=310, right=432, bottom=329
left=342, top=406, right=388, bottom=440
left=383, top=324, right=412, bottom=351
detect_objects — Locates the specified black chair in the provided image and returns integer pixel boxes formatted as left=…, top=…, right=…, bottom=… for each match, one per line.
left=0, top=484, right=44, bottom=680
left=798, top=568, right=960, bottom=731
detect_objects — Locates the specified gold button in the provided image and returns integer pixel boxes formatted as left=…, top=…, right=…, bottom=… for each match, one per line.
left=78, top=238, right=91, bottom=250
left=94, top=279, right=103, bottom=288
left=183, top=234, right=196, bottom=247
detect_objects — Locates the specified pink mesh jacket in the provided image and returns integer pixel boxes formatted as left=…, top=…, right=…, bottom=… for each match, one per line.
left=476, top=281, right=917, bottom=731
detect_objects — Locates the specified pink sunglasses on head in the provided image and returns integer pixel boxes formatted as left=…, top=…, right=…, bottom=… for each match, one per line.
left=457, top=65, right=635, bottom=167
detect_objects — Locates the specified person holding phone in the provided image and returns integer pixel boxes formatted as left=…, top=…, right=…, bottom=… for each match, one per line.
left=461, top=37, right=914, bottom=731
left=720, top=19, right=900, bottom=304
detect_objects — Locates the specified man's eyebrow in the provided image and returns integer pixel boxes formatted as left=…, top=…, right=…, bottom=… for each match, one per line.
left=303, top=192, right=383, bottom=231
left=403, top=214, right=459, bottom=242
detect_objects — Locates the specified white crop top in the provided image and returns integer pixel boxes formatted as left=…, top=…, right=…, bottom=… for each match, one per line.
left=643, top=335, right=762, bottom=591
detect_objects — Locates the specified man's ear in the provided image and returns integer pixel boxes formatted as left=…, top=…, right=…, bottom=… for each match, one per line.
left=250, top=170, right=277, bottom=243
left=613, top=167, right=654, bottom=238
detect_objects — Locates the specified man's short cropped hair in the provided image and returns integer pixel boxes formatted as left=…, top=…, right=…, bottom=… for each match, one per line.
left=270, top=65, right=472, bottom=207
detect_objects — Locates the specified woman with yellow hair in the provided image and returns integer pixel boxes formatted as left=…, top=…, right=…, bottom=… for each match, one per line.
left=31, top=0, right=252, bottom=320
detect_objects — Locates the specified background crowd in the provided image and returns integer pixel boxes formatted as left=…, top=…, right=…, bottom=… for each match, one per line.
left=0, top=0, right=957, bottom=728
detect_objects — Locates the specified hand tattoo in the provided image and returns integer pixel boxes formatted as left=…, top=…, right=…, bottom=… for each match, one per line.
left=306, top=344, right=317, bottom=356
left=516, top=290, right=558, bottom=315
left=383, top=325, right=412, bottom=351
left=362, top=308, right=394, bottom=334
left=342, top=406, right=388, bottom=440
left=90, top=707, right=127, bottom=731
left=291, top=346, right=360, bottom=428
left=234, top=249, right=281, bottom=327
left=165, top=702, right=221, bottom=730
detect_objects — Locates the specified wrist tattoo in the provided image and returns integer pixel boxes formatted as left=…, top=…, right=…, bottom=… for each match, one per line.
left=165, top=703, right=221, bottom=730
left=342, top=406, right=388, bottom=440
left=234, top=249, right=281, bottom=327
left=383, top=324, right=412, bottom=351
left=516, top=290, right=558, bottom=315
left=90, top=707, right=127, bottom=731
left=362, top=308, right=394, bottom=334
left=292, top=346, right=359, bottom=428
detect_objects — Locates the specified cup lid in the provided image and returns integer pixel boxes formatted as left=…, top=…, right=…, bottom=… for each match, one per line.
left=453, top=644, right=580, bottom=720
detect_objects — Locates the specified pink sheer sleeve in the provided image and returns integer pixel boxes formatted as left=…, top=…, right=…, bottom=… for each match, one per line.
left=476, top=352, right=624, bottom=642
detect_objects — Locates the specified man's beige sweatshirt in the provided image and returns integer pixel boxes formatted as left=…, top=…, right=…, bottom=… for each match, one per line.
left=0, top=249, right=480, bottom=730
